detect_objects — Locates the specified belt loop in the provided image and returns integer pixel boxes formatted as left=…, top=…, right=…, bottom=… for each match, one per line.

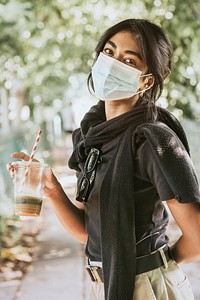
left=86, top=266, right=103, bottom=283
left=158, top=247, right=168, bottom=269
left=92, top=267, right=103, bottom=283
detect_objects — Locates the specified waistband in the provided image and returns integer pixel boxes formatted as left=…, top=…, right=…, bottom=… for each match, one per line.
left=86, top=244, right=173, bottom=283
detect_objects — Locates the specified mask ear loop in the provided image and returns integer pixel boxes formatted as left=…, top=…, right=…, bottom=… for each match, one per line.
left=140, top=73, right=153, bottom=78
left=138, top=74, right=154, bottom=97
left=139, top=86, right=150, bottom=97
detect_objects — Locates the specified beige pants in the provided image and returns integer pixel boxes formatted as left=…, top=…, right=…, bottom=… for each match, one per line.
left=88, top=260, right=194, bottom=300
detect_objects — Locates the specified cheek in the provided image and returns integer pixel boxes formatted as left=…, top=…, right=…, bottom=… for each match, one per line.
left=137, top=78, right=146, bottom=89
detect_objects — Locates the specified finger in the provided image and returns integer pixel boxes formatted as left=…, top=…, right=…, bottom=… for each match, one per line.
left=44, top=167, right=59, bottom=188
left=11, top=152, right=30, bottom=161
left=11, top=152, right=39, bottom=162
left=6, top=163, right=15, bottom=177
left=44, top=167, right=55, bottom=180
left=7, top=162, right=15, bottom=172
left=6, top=162, right=13, bottom=171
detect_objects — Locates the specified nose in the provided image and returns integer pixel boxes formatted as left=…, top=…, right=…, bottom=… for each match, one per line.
left=113, top=53, right=123, bottom=63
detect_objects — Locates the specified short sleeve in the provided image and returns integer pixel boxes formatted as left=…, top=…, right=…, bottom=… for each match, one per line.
left=139, top=140, right=174, bottom=201
left=139, top=139, right=200, bottom=203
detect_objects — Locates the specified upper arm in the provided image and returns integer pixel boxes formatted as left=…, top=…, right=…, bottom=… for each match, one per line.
left=139, top=140, right=174, bottom=201
left=139, top=139, right=200, bottom=203
left=135, top=123, right=200, bottom=204
left=167, top=198, right=200, bottom=239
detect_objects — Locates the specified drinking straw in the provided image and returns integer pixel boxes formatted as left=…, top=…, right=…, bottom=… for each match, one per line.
left=20, top=130, right=42, bottom=191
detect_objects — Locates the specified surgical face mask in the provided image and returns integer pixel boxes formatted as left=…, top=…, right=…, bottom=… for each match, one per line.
left=91, top=52, right=152, bottom=101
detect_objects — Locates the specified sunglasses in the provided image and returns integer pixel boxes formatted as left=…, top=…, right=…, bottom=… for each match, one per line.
left=76, top=148, right=100, bottom=203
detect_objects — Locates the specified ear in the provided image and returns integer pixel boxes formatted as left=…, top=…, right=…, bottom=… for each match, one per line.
left=143, top=75, right=155, bottom=89
left=138, top=75, right=155, bottom=94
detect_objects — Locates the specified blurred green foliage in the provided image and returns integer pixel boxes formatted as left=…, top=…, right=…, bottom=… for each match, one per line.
left=0, top=1, right=200, bottom=271
left=0, top=0, right=200, bottom=118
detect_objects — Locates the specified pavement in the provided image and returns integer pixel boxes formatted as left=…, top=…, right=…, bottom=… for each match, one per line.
left=0, top=206, right=91, bottom=300
left=0, top=140, right=200, bottom=300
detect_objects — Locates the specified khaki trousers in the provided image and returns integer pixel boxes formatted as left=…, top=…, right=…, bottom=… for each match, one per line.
left=88, top=260, right=194, bottom=300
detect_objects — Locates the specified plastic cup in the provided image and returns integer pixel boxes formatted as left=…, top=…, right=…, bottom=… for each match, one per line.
left=13, top=161, right=46, bottom=217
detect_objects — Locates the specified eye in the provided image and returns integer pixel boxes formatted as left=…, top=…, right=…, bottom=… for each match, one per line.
left=124, top=57, right=137, bottom=67
left=103, top=47, right=114, bottom=56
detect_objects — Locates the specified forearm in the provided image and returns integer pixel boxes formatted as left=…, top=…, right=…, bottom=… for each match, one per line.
left=167, top=199, right=200, bottom=264
left=46, top=183, right=88, bottom=244
left=171, top=235, right=200, bottom=264
left=8, top=154, right=87, bottom=242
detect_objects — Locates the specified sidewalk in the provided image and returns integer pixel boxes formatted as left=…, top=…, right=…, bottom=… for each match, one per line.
left=0, top=204, right=91, bottom=300
left=16, top=202, right=91, bottom=300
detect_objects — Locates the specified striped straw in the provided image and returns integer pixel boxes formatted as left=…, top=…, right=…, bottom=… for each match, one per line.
left=20, top=130, right=42, bottom=191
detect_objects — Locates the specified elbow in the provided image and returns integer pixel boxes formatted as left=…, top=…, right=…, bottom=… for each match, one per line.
left=196, top=238, right=200, bottom=258
left=78, top=233, right=88, bottom=244
left=80, top=239, right=87, bottom=245
left=187, top=234, right=200, bottom=262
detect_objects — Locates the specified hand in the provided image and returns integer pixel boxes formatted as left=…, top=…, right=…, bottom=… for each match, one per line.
left=7, top=152, right=62, bottom=201
left=6, top=152, right=38, bottom=178
left=43, top=167, right=63, bottom=200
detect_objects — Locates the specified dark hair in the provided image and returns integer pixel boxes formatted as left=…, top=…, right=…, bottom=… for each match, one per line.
left=87, top=19, right=172, bottom=118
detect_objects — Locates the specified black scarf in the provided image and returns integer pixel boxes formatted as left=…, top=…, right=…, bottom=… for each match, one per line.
left=68, top=100, right=194, bottom=300
left=68, top=100, right=189, bottom=170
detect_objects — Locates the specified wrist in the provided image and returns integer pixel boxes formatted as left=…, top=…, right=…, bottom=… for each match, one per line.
left=44, top=181, right=64, bottom=201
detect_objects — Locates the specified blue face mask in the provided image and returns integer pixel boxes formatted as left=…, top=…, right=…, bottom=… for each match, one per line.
left=91, top=52, right=152, bottom=101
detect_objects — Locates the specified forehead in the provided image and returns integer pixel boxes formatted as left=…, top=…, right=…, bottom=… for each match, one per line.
left=106, top=31, right=140, bottom=52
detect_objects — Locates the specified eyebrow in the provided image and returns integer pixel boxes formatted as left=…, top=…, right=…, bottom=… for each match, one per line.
left=105, top=40, right=143, bottom=61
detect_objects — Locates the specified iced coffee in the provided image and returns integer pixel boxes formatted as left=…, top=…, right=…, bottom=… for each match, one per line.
left=13, top=161, right=46, bottom=216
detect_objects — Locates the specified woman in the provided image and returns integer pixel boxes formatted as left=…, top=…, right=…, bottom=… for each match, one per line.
left=8, top=19, right=200, bottom=300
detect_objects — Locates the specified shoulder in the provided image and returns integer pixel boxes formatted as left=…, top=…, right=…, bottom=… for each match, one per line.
left=132, top=123, right=200, bottom=203
left=132, top=121, right=187, bottom=155
left=71, top=128, right=82, bottom=146
left=132, top=122, right=172, bottom=152
left=136, top=121, right=179, bottom=141
left=132, top=121, right=193, bottom=180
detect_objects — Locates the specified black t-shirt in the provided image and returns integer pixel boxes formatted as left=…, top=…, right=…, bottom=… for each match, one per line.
left=76, top=133, right=196, bottom=261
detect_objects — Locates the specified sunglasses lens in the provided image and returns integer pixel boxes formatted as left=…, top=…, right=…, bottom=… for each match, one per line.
left=76, top=177, right=89, bottom=202
left=86, top=149, right=100, bottom=173
left=80, top=177, right=88, bottom=191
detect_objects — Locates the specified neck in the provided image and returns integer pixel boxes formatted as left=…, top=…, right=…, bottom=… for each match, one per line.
left=105, top=97, right=139, bottom=120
